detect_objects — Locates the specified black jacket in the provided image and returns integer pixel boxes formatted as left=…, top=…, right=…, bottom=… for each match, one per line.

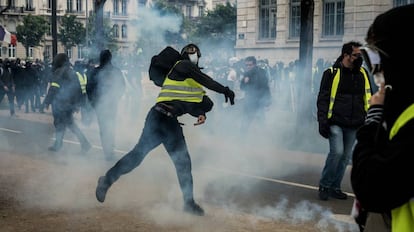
left=240, top=66, right=271, bottom=108
left=317, top=62, right=369, bottom=128
left=162, top=59, right=228, bottom=117
left=86, top=63, right=125, bottom=108
left=351, top=105, right=414, bottom=212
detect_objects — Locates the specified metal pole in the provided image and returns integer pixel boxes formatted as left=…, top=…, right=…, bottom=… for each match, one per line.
left=86, top=0, right=88, bottom=45
left=51, top=0, right=58, bottom=58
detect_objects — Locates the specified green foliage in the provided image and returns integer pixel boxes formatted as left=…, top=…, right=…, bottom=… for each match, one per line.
left=16, top=14, right=49, bottom=54
left=58, top=15, right=86, bottom=50
left=85, top=13, right=118, bottom=58
left=195, top=3, right=237, bottom=45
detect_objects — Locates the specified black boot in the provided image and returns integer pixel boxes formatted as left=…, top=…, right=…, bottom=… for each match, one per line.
left=183, top=200, right=205, bottom=216
left=96, top=176, right=111, bottom=203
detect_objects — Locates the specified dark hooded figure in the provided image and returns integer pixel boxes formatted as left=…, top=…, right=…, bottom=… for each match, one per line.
left=43, top=53, right=91, bottom=152
left=350, top=4, right=414, bottom=232
left=86, top=49, right=125, bottom=161
left=95, top=44, right=235, bottom=216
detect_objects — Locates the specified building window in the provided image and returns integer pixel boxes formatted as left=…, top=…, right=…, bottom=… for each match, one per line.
left=76, top=0, right=82, bottom=12
left=121, top=0, right=127, bottom=15
left=25, top=0, right=34, bottom=10
left=8, top=45, right=16, bottom=58
left=113, top=24, right=119, bottom=38
left=113, top=0, right=119, bottom=15
left=186, top=5, right=192, bottom=18
left=259, top=0, right=277, bottom=40
left=67, top=0, right=73, bottom=12
left=45, top=45, right=51, bottom=60
left=322, top=0, right=344, bottom=37
left=289, top=0, right=301, bottom=39
left=66, top=47, right=72, bottom=59
left=28, top=47, right=34, bottom=58
left=121, top=24, right=127, bottom=38
left=198, top=6, right=204, bottom=17
left=77, top=46, right=83, bottom=59
left=138, top=0, right=147, bottom=7
left=394, top=0, right=414, bottom=6
left=48, top=0, right=52, bottom=9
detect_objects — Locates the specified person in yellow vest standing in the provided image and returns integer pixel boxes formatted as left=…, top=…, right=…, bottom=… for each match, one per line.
left=95, top=44, right=235, bottom=216
left=351, top=4, right=414, bottom=232
left=316, top=41, right=372, bottom=201
left=74, top=61, right=92, bottom=126
left=43, top=53, right=91, bottom=152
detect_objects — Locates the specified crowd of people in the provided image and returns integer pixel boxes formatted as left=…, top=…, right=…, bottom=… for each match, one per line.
left=0, top=58, right=50, bottom=116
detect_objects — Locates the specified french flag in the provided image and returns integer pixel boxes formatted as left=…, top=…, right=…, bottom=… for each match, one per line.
left=0, top=25, right=17, bottom=45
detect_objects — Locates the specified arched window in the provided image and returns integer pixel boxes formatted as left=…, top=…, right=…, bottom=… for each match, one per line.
left=113, top=24, right=119, bottom=38
left=121, top=24, right=127, bottom=38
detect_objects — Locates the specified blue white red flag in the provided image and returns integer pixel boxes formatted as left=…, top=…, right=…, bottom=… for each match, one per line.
left=0, top=25, right=17, bottom=45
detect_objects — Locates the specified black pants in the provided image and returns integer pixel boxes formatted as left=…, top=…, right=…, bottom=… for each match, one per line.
left=0, top=89, right=15, bottom=115
left=105, top=106, right=195, bottom=204
left=52, top=106, right=89, bottom=149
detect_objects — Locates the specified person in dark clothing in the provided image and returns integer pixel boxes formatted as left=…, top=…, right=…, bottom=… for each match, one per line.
left=95, top=44, right=235, bottom=216
left=239, top=56, right=271, bottom=131
left=351, top=5, right=414, bottom=231
left=43, top=53, right=91, bottom=152
left=316, top=41, right=372, bottom=201
left=11, top=59, right=25, bottom=110
left=22, top=61, right=39, bottom=113
left=86, top=49, right=125, bottom=161
left=0, top=59, right=16, bottom=116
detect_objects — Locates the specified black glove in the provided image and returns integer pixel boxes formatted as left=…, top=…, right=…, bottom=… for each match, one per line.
left=318, top=121, right=330, bottom=139
left=224, top=87, right=235, bottom=105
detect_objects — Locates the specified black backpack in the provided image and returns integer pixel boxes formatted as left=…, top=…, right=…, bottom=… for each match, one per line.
left=148, top=46, right=182, bottom=87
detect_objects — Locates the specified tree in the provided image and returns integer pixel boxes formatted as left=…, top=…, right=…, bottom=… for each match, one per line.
left=94, top=0, right=107, bottom=51
left=58, top=15, right=86, bottom=52
left=194, top=3, right=237, bottom=52
left=85, top=13, right=117, bottom=59
left=16, top=14, right=49, bottom=58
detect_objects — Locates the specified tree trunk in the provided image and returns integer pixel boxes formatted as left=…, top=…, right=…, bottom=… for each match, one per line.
left=94, top=0, right=107, bottom=52
left=294, top=0, right=315, bottom=143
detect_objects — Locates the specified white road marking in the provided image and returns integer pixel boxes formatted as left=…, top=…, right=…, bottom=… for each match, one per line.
left=0, top=127, right=22, bottom=133
left=57, top=137, right=356, bottom=198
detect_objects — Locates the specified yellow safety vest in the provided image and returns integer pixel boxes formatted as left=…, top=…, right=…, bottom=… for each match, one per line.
left=389, top=103, right=414, bottom=232
left=76, top=72, right=87, bottom=94
left=156, top=61, right=205, bottom=103
left=327, top=67, right=371, bottom=119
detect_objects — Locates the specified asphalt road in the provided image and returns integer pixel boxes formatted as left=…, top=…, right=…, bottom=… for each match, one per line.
left=0, top=106, right=359, bottom=231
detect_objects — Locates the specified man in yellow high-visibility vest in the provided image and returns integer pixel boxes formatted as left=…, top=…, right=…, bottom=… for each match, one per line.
left=316, top=41, right=372, bottom=201
left=95, top=44, right=235, bottom=216
left=351, top=4, right=414, bottom=231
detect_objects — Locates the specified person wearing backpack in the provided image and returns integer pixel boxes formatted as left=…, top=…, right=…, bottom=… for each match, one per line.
left=43, top=53, right=91, bottom=153
left=95, top=43, right=235, bottom=216
left=316, top=41, right=372, bottom=201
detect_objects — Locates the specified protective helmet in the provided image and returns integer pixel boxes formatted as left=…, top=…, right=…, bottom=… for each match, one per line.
left=181, top=43, right=201, bottom=58
left=99, top=49, right=112, bottom=66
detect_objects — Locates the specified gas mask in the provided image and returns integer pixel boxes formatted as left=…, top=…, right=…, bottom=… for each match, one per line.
left=353, top=57, right=363, bottom=69
left=188, top=53, right=199, bottom=65
left=361, top=45, right=389, bottom=88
